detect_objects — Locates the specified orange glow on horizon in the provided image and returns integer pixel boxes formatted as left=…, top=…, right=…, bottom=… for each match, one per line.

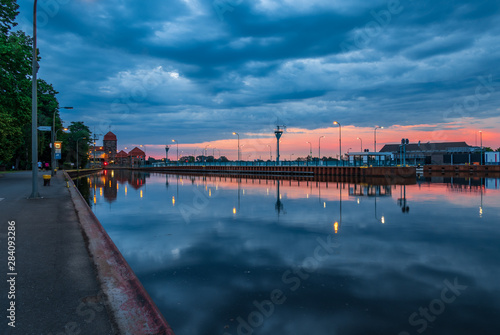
left=124, top=117, right=500, bottom=160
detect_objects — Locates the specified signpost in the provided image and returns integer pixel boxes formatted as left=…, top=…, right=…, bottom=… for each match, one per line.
left=55, top=141, right=62, bottom=160
left=37, top=126, right=51, bottom=131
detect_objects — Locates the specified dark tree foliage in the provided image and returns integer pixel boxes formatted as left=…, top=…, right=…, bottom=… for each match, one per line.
left=60, top=121, right=91, bottom=169
left=0, top=0, right=80, bottom=169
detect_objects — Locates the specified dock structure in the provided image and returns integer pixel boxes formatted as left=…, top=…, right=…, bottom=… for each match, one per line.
left=424, top=164, right=500, bottom=174
left=118, top=165, right=415, bottom=178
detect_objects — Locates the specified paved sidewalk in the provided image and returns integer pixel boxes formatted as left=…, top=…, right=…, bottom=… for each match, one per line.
left=0, top=171, right=116, bottom=335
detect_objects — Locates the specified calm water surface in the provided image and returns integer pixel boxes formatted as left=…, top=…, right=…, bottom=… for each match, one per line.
left=78, top=170, right=500, bottom=335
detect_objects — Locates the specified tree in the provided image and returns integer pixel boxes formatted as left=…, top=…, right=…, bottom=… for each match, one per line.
left=0, top=0, right=19, bottom=37
left=0, top=0, right=61, bottom=169
left=496, top=147, right=500, bottom=152
left=61, top=122, right=91, bottom=169
left=0, top=30, right=32, bottom=166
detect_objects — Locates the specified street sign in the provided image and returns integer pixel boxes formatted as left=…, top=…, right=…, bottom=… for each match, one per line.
left=55, top=141, right=62, bottom=149
left=37, top=126, right=51, bottom=131
left=55, top=153, right=61, bottom=160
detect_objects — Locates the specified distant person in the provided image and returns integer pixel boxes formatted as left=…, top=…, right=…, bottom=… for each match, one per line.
left=38, top=161, right=42, bottom=170
left=45, top=162, right=49, bottom=170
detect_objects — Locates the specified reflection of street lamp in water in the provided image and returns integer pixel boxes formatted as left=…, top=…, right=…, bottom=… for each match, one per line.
left=479, top=178, right=483, bottom=218
left=334, top=181, right=343, bottom=233
left=374, top=186, right=385, bottom=224
left=275, top=181, right=285, bottom=217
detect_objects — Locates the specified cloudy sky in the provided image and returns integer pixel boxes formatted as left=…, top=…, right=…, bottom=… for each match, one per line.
left=16, top=0, right=500, bottom=159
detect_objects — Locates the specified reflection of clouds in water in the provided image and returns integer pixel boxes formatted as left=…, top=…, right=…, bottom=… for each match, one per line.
left=90, top=171, right=500, bottom=335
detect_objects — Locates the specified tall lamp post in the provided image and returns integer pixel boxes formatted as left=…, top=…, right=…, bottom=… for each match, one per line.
left=30, top=0, right=39, bottom=198
left=357, top=137, right=362, bottom=152
left=204, top=144, right=211, bottom=162
left=318, top=135, right=325, bottom=160
left=374, top=126, right=383, bottom=152
left=266, top=144, right=272, bottom=161
left=333, top=121, right=341, bottom=161
left=172, top=139, right=178, bottom=161
left=51, top=107, right=73, bottom=176
left=232, top=132, right=240, bottom=161
left=76, top=137, right=87, bottom=173
left=479, top=131, right=483, bottom=165
left=306, top=141, right=312, bottom=158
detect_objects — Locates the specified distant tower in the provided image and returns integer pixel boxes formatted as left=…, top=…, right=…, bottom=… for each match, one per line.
left=274, top=124, right=286, bottom=164
left=103, top=131, right=117, bottom=163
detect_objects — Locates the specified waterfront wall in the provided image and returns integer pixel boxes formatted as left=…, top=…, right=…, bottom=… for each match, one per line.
left=115, top=165, right=416, bottom=179
left=424, top=165, right=500, bottom=174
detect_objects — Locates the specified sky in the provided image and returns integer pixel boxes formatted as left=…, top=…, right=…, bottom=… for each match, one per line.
left=15, top=0, right=500, bottom=159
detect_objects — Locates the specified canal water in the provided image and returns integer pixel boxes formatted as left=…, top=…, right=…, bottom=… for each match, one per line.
left=77, top=170, right=500, bottom=335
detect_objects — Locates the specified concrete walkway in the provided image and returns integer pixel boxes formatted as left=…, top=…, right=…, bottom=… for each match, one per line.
left=0, top=171, right=116, bottom=335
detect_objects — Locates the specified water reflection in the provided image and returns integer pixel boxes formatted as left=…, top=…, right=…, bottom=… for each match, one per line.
left=77, top=170, right=500, bottom=335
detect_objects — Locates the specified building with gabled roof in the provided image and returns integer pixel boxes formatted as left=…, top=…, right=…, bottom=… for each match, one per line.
left=379, top=141, right=480, bottom=165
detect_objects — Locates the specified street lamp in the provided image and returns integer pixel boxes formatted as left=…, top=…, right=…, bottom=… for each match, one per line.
left=357, top=137, right=362, bottom=152
left=479, top=131, right=483, bottom=165
left=306, top=141, right=312, bottom=158
left=76, top=137, right=87, bottom=173
left=266, top=144, right=272, bottom=161
left=52, top=107, right=73, bottom=176
left=374, top=126, right=383, bottom=152
left=318, top=136, right=325, bottom=160
left=204, top=144, right=211, bottom=162
left=172, top=139, right=178, bottom=161
left=333, top=121, right=341, bottom=161
left=290, top=153, right=294, bottom=161
left=30, top=0, right=40, bottom=198
left=56, top=128, right=68, bottom=140
left=232, top=132, right=240, bottom=161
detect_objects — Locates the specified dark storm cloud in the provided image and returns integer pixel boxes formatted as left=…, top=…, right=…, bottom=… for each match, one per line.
left=15, top=0, right=500, bottom=144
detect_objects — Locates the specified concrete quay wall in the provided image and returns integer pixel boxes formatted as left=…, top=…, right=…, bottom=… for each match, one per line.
left=120, top=165, right=416, bottom=179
